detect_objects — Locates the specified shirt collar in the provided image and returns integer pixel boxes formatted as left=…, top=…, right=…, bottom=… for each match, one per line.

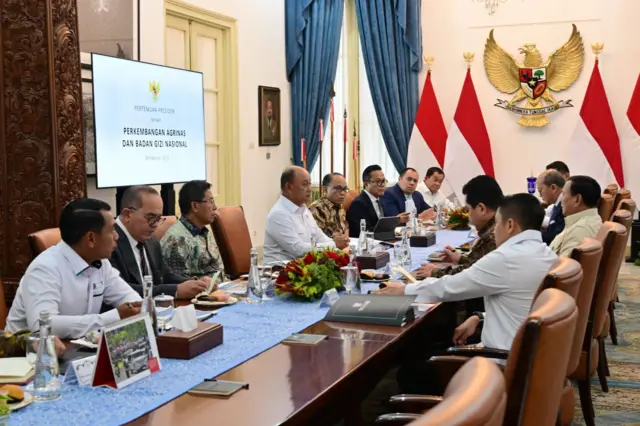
left=554, top=193, right=563, bottom=207
left=565, top=208, right=599, bottom=227
left=279, top=195, right=305, bottom=214
left=179, top=216, right=209, bottom=236
left=478, top=217, right=496, bottom=237
left=364, top=190, right=379, bottom=203
left=498, top=229, right=543, bottom=250
left=116, top=216, right=140, bottom=249
left=58, top=241, right=101, bottom=276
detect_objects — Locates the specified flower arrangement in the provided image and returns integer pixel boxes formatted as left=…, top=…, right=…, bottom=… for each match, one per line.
left=275, top=248, right=350, bottom=300
left=447, top=206, right=471, bottom=230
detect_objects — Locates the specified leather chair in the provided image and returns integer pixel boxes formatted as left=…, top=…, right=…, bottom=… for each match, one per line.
left=153, top=216, right=177, bottom=241
left=533, top=257, right=582, bottom=302
left=597, top=194, right=615, bottom=224
left=343, top=189, right=360, bottom=212
left=383, top=288, right=578, bottom=426
left=617, top=198, right=636, bottom=217
left=603, top=183, right=618, bottom=199
left=376, top=357, right=506, bottom=426
left=557, top=239, right=603, bottom=425
left=570, top=221, right=627, bottom=426
left=605, top=209, right=633, bottom=346
left=212, top=206, right=252, bottom=278
left=613, top=188, right=631, bottom=214
left=28, top=228, right=62, bottom=258
left=0, top=279, right=6, bottom=330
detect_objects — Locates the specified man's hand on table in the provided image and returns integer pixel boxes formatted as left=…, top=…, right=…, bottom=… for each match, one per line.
left=441, top=245, right=462, bottom=264
left=452, top=315, right=480, bottom=345
left=419, top=208, right=436, bottom=222
left=117, top=301, right=142, bottom=319
left=333, top=233, right=349, bottom=250
left=176, top=280, right=210, bottom=299
left=397, top=212, right=410, bottom=224
left=373, top=281, right=406, bottom=296
left=415, top=263, right=439, bottom=280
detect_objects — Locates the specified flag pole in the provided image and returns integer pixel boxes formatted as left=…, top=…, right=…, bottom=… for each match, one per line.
left=343, top=107, right=347, bottom=175
left=329, top=86, right=335, bottom=173
left=353, top=120, right=359, bottom=189
left=318, top=118, right=324, bottom=195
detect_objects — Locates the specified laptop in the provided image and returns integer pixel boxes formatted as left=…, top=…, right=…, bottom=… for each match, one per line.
left=373, top=216, right=400, bottom=241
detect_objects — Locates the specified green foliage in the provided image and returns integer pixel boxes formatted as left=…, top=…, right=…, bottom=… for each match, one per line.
left=275, top=249, right=348, bottom=300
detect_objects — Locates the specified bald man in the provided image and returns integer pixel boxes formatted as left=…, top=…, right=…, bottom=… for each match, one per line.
left=537, top=169, right=565, bottom=244
left=263, top=166, right=336, bottom=263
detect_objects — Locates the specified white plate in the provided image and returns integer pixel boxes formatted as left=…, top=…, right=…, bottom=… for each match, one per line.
left=9, top=391, right=33, bottom=411
left=191, top=296, right=239, bottom=307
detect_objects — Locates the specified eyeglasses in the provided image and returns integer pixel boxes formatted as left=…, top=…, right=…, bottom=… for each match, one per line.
left=330, top=186, right=349, bottom=193
left=128, top=208, right=165, bottom=227
left=198, top=198, right=217, bottom=207
left=367, top=179, right=388, bottom=187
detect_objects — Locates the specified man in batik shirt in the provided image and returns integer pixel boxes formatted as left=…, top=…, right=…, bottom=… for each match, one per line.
left=309, top=173, right=350, bottom=250
left=161, top=181, right=227, bottom=281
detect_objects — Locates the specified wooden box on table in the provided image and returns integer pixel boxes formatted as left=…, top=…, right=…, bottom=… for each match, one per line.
left=157, top=322, right=223, bottom=359
left=356, top=252, right=391, bottom=270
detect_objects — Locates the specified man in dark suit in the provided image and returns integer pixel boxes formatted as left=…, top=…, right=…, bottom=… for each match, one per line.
left=110, top=186, right=209, bottom=299
left=347, top=165, right=391, bottom=238
left=381, top=167, right=435, bottom=222
left=537, top=169, right=566, bottom=244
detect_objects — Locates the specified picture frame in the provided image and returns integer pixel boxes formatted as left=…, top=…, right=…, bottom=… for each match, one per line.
left=81, top=52, right=96, bottom=176
left=258, top=85, right=281, bottom=147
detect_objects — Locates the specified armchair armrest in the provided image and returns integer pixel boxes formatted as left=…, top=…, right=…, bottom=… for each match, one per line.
left=445, top=345, right=509, bottom=360
left=375, top=413, right=422, bottom=425
left=389, top=394, right=443, bottom=413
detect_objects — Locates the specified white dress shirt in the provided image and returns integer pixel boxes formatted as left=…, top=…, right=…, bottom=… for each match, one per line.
left=405, top=230, right=558, bottom=350
left=365, top=190, right=382, bottom=218
left=6, top=242, right=141, bottom=339
left=421, top=187, right=455, bottom=210
left=263, top=195, right=335, bottom=263
left=116, top=216, right=151, bottom=278
left=542, top=194, right=563, bottom=228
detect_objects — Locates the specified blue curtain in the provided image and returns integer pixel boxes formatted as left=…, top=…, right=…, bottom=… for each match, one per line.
left=286, top=0, right=344, bottom=169
left=355, top=0, right=421, bottom=173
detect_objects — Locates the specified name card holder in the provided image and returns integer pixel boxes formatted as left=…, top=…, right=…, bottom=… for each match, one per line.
left=356, top=251, right=390, bottom=270
left=157, top=322, right=223, bottom=359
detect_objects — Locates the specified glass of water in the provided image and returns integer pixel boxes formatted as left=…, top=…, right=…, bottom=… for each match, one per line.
left=154, top=294, right=175, bottom=332
left=341, top=265, right=359, bottom=294
left=259, top=265, right=273, bottom=301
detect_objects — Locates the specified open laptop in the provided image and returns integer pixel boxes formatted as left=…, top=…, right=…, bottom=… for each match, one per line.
left=373, top=216, right=400, bottom=241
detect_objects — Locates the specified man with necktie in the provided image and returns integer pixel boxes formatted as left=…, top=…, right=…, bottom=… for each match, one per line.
left=537, top=169, right=566, bottom=245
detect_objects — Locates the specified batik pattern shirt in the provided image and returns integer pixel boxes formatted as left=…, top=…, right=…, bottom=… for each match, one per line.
left=309, top=196, right=349, bottom=238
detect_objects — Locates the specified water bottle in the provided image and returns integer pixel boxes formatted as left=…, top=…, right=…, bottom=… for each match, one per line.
left=358, top=219, right=367, bottom=255
left=141, top=275, right=158, bottom=336
left=247, top=247, right=261, bottom=300
left=401, top=227, right=412, bottom=269
left=32, top=311, right=62, bottom=401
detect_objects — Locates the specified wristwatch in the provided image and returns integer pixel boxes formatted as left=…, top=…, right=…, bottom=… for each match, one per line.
left=472, top=311, right=484, bottom=322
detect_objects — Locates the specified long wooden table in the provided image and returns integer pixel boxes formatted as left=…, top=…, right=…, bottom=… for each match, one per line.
left=125, top=302, right=456, bottom=426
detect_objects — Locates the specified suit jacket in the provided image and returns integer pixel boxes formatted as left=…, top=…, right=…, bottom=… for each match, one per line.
left=381, top=184, right=430, bottom=217
left=542, top=203, right=566, bottom=245
left=110, top=224, right=190, bottom=297
left=346, top=192, right=384, bottom=238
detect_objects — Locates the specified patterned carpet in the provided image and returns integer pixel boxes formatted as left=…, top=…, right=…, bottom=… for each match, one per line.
left=572, top=263, right=640, bottom=425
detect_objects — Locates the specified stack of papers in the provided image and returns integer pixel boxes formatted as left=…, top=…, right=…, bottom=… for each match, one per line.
left=0, top=357, right=34, bottom=384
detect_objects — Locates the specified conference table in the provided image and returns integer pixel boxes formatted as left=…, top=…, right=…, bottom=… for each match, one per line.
left=9, top=230, right=473, bottom=426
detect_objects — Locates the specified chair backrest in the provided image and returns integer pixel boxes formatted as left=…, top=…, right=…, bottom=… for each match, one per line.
left=612, top=209, right=633, bottom=234
left=592, top=222, right=628, bottom=338
left=567, top=238, right=603, bottom=375
left=617, top=198, right=636, bottom=218
left=597, top=194, right=615, bottom=223
left=153, top=216, right=177, bottom=241
left=0, top=279, right=6, bottom=330
left=534, top=258, right=582, bottom=301
left=604, top=183, right=619, bottom=197
left=343, top=189, right=360, bottom=212
left=28, top=228, right=62, bottom=258
left=212, top=206, right=252, bottom=277
left=613, top=188, right=631, bottom=213
left=503, top=288, right=578, bottom=426
left=408, top=357, right=506, bottom=426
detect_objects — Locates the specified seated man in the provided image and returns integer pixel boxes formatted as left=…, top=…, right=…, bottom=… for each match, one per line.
left=381, top=167, right=435, bottom=222
left=420, top=166, right=455, bottom=211
left=309, top=173, right=349, bottom=249
left=347, top=165, right=396, bottom=238
left=546, top=160, right=570, bottom=181
left=264, top=166, right=335, bottom=263
left=550, top=175, right=602, bottom=257
left=537, top=169, right=565, bottom=244
left=110, top=186, right=209, bottom=299
left=161, top=180, right=227, bottom=280
left=6, top=199, right=142, bottom=339
left=376, top=193, right=557, bottom=352
left=415, top=175, right=504, bottom=280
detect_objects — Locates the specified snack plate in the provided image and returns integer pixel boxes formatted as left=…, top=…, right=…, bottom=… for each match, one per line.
left=9, top=391, right=32, bottom=411
left=191, top=296, right=239, bottom=307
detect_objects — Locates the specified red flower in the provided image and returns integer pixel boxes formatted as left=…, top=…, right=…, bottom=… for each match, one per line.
left=327, top=251, right=340, bottom=262
left=276, top=270, right=289, bottom=284
left=285, top=262, right=304, bottom=276
left=303, top=252, right=315, bottom=265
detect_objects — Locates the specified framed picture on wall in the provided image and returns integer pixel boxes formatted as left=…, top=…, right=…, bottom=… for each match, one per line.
left=258, top=86, right=281, bottom=147
left=81, top=52, right=96, bottom=176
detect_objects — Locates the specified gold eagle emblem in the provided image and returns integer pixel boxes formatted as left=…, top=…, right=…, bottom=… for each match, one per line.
left=149, top=80, right=160, bottom=101
left=484, top=24, right=585, bottom=127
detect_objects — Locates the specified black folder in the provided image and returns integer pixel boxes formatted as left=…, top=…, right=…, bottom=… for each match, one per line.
left=324, top=294, right=416, bottom=326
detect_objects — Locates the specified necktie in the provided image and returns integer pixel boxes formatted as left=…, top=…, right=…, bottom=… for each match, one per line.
left=376, top=200, right=383, bottom=218
left=136, top=242, right=150, bottom=277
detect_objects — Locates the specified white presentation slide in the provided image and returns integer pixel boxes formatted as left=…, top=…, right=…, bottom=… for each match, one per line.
left=92, top=53, right=206, bottom=188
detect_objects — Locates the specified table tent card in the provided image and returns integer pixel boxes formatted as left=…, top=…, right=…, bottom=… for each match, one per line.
left=64, top=355, right=97, bottom=386
left=92, top=313, right=161, bottom=389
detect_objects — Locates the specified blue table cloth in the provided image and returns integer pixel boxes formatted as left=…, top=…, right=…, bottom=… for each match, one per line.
left=10, top=230, right=472, bottom=426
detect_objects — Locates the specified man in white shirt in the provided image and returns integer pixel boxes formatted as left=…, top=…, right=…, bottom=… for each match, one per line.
left=264, top=166, right=336, bottom=263
left=550, top=175, right=602, bottom=257
left=420, top=166, right=455, bottom=211
left=376, top=193, right=557, bottom=351
left=6, top=199, right=142, bottom=339
left=537, top=170, right=565, bottom=244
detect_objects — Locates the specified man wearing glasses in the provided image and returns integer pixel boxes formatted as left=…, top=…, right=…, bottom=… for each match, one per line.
left=110, top=186, right=209, bottom=299
left=347, top=165, right=390, bottom=238
left=309, top=173, right=350, bottom=249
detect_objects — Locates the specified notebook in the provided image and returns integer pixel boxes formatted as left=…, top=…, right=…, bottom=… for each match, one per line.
left=282, top=333, right=327, bottom=346
left=0, top=358, right=34, bottom=384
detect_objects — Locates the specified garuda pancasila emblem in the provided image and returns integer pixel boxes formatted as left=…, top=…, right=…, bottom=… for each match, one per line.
left=484, top=24, right=585, bottom=127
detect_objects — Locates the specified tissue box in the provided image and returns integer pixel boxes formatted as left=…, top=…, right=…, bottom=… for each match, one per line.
left=157, top=322, right=223, bottom=359
left=410, top=233, right=436, bottom=247
left=356, top=252, right=390, bottom=270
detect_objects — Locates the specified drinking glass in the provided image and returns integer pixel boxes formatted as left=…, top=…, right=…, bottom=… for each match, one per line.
left=258, top=265, right=273, bottom=301
left=341, top=265, right=359, bottom=294
left=364, top=232, right=375, bottom=254
left=154, top=294, right=175, bottom=332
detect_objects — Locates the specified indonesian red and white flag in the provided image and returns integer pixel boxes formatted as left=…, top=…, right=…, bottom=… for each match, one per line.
left=569, top=59, right=624, bottom=188
left=407, top=70, right=448, bottom=173
left=621, top=74, right=640, bottom=199
left=442, top=69, right=494, bottom=201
